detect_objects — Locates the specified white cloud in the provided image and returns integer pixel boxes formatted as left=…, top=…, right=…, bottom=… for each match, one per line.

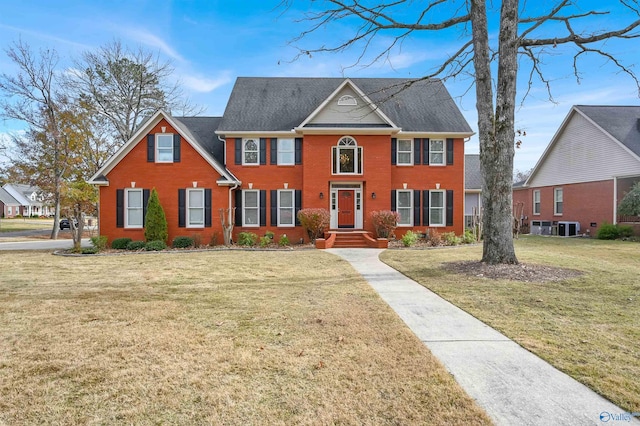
left=119, top=28, right=185, bottom=62
left=180, top=72, right=233, bottom=93
left=0, top=23, right=92, bottom=50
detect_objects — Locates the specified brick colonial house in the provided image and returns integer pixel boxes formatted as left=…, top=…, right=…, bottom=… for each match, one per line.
left=89, top=77, right=473, bottom=246
left=513, top=105, right=640, bottom=237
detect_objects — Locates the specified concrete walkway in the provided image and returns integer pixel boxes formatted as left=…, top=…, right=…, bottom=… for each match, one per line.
left=327, top=248, right=639, bottom=426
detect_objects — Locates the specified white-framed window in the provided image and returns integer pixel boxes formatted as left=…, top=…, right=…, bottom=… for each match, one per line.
left=187, top=188, right=205, bottom=228
left=243, top=138, right=259, bottom=165
left=125, top=188, right=144, bottom=228
left=278, top=138, right=295, bottom=165
left=156, top=134, right=174, bottom=162
left=396, top=190, right=413, bottom=226
left=332, top=136, right=362, bottom=174
left=397, top=139, right=413, bottom=165
left=243, top=190, right=259, bottom=226
left=533, top=190, right=541, bottom=215
left=429, top=139, right=445, bottom=165
left=278, top=190, right=295, bottom=227
left=7, top=206, right=12, bottom=215
left=429, top=190, right=445, bottom=226
left=554, top=188, right=563, bottom=215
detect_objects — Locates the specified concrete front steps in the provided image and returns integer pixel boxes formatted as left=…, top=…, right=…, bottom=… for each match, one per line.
left=315, top=231, right=388, bottom=249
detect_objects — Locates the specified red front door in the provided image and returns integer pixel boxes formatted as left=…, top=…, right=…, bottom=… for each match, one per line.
left=338, top=190, right=355, bottom=228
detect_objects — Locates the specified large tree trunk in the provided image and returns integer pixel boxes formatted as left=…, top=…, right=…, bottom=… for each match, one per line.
left=472, top=0, right=519, bottom=264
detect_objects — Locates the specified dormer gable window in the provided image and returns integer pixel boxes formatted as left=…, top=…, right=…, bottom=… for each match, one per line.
left=337, top=95, right=357, bottom=106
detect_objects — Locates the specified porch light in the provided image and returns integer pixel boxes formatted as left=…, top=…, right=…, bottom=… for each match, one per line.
left=371, top=192, right=376, bottom=199
left=319, top=192, right=324, bottom=199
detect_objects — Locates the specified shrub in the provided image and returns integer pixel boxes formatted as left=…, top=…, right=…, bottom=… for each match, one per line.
left=209, top=232, right=219, bottom=247
left=401, top=230, right=419, bottom=247
left=238, top=232, right=258, bottom=246
left=144, top=188, right=168, bottom=243
left=90, top=235, right=108, bottom=251
left=111, top=237, right=132, bottom=250
left=462, top=229, right=476, bottom=244
left=265, top=230, right=275, bottom=240
left=126, top=240, right=146, bottom=250
left=442, top=232, right=461, bottom=246
left=279, top=234, right=290, bottom=246
left=425, top=229, right=443, bottom=246
left=81, top=247, right=99, bottom=255
left=370, top=210, right=400, bottom=238
left=193, top=233, right=202, bottom=248
left=172, top=236, right=195, bottom=248
left=145, top=240, right=167, bottom=251
left=297, top=208, right=330, bottom=242
left=617, top=225, right=634, bottom=239
left=259, top=236, right=272, bottom=247
left=597, top=222, right=619, bottom=240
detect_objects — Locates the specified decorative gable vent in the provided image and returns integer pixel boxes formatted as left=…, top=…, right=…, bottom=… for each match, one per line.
left=337, top=95, right=357, bottom=106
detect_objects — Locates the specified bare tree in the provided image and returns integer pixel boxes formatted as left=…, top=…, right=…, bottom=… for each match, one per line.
left=66, top=40, right=203, bottom=148
left=281, top=0, right=640, bottom=264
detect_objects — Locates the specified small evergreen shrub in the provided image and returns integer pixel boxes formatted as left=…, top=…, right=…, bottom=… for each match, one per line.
left=297, top=208, right=330, bottom=242
left=597, top=223, right=619, bottom=240
left=425, top=229, right=443, bottom=246
left=265, top=230, right=275, bottom=240
left=144, top=188, right=168, bottom=243
left=81, top=247, right=99, bottom=255
left=442, top=232, right=461, bottom=246
left=259, top=236, right=272, bottom=247
left=617, top=225, right=634, bottom=239
left=401, top=230, right=419, bottom=247
left=111, top=237, right=132, bottom=250
left=172, top=236, right=195, bottom=248
left=90, top=235, right=108, bottom=251
left=126, top=240, right=146, bottom=250
left=238, top=232, right=258, bottom=246
left=370, top=210, right=400, bottom=238
left=462, top=229, right=476, bottom=244
left=278, top=234, right=290, bottom=246
left=145, top=240, right=167, bottom=251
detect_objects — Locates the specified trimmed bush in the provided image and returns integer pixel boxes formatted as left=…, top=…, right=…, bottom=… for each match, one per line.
left=90, top=235, right=108, bottom=251
left=238, top=232, right=258, bottom=246
left=617, top=225, right=634, bottom=239
left=597, top=223, right=619, bottom=240
left=401, top=230, right=419, bottom=247
left=278, top=234, right=290, bottom=246
left=126, top=240, right=146, bottom=250
left=172, top=236, right=195, bottom=248
left=442, top=232, right=462, bottom=246
left=370, top=210, right=400, bottom=238
left=144, top=188, right=168, bottom=243
left=145, top=240, right=167, bottom=251
left=111, top=237, right=132, bottom=250
left=297, top=208, right=330, bottom=242
left=259, top=236, right=272, bottom=247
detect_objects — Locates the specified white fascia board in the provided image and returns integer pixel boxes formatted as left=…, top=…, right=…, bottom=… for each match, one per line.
left=397, top=131, right=475, bottom=138
left=215, top=131, right=298, bottom=137
left=293, top=127, right=400, bottom=136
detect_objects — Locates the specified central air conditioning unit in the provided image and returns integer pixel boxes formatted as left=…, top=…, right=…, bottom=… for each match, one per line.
left=530, top=220, right=552, bottom=235
left=558, top=221, right=580, bottom=236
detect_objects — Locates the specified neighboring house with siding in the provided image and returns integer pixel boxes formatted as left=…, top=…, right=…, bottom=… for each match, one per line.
left=89, top=77, right=473, bottom=247
left=1, top=183, right=52, bottom=217
left=0, top=186, right=21, bottom=218
left=464, top=154, right=482, bottom=228
left=513, top=105, right=640, bottom=236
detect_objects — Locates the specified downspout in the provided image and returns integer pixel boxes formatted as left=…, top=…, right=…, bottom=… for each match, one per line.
left=613, top=176, right=618, bottom=225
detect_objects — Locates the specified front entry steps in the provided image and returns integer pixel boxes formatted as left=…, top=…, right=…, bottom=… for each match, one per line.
left=315, top=231, right=388, bottom=249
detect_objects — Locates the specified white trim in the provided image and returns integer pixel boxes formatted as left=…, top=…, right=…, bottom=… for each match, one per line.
left=332, top=136, right=363, bottom=175
left=242, top=138, right=260, bottom=165
left=429, top=190, right=446, bottom=227
left=329, top=183, right=363, bottom=229
left=277, top=138, right=295, bottom=166
left=155, top=133, right=174, bottom=163
left=396, top=139, right=413, bottom=166
left=554, top=187, right=563, bottom=216
left=277, top=189, right=295, bottom=227
left=242, top=189, right=260, bottom=227
left=396, top=189, right=413, bottom=227
left=186, top=188, right=205, bottom=228
left=429, top=139, right=446, bottom=166
left=533, top=190, right=541, bottom=215
left=293, top=127, right=400, bottom=135
left=125, top=188, right=144, bottom=229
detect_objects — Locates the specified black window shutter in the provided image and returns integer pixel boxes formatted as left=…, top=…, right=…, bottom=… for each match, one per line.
left=414, top=139, right=421, bottom=165
left=446, top=190, right=454, bottom=226
left=235, top=190, right=242, bottom=226
left=295, top=138, right=303, bottom=165
left=391, top=138, right=397, bottom=165
left=447, top=138, right=454, bottom=165
left=260, top=138, right=267, bottom=165
left=270, top=139, right=278, bottom=165
left=295, top=190, right=302, bottom=226
left=259, top=190, right=267, bottom=226
left=205, top=189, right=212, bottom=228
left=235, top=138, right=242, bottom=165
left=143, top=189, right=150, bottom=225
left=173, top=134, right=181, bottom=162
left=270, top=190, right=278, bottom=226
left=423, top=138, right=430, bottom=165
left=116, top=189, right=124, bottom=228
left=147, top=135, right=155, bottom=162
left=391, top=190, right=397, bottom=211
left=178, top=189, right=186, bottom=228
left=413, top=190, right=421, bottom=226
left=423, top=190, right=430, bottom=226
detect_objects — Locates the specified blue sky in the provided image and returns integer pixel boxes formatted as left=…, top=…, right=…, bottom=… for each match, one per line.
left=0, top=0, right=638, bottom=172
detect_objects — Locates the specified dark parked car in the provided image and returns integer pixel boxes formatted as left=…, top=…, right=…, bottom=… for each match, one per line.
left=59, top=218, right=78, bottom=230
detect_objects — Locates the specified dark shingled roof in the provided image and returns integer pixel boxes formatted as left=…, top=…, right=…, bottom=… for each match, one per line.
left=576, top=105, right=640, bottom=157
left=465, top=154, right=482, bottom=190
left=217, top=77, right=473, bottom=133
left=172, top=116, right=225, bottom=165
left=0, top=187, right=20, bottom=205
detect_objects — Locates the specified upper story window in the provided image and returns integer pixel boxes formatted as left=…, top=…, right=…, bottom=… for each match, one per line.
left=397, top=139, right=413, bottom=165
left=156, top=134, right=174, bottom=162
left=332, top=136, right=362, bottom=175
left=243, top=138, right=259, bottom=165
left=429, top=139, right=445, bottom=165
left=126, top=188, right=144, bottom=228
left=533, top=190, right=541, bottom=215
left=554, top=188, right=563, bottom=215
left=337, top=95, right=357, bottom=106
left=278, top=138, right=295, bottom=165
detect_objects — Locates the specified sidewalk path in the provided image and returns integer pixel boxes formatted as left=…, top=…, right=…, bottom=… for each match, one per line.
left=328, top=248, right=638, bottom=426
